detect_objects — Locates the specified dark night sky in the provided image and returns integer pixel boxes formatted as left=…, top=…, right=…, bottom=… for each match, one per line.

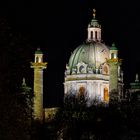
left=1, top=0, right=140, bottom=106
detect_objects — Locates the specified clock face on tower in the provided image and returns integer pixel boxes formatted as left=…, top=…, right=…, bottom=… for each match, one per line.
left=99, top=48, right=106, bottom=54
left=97, top=47, right=109, bottom=64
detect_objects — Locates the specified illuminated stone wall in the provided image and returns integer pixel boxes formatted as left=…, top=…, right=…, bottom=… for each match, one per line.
left=31, top=49, right=47, bottom=121
left=33, top=68, right=44, bottom=120
left=64, top=78, right=109, bottom=105
left=109, top=62, right=118, bottom=98
left=88, top=27, right=101, bottom=41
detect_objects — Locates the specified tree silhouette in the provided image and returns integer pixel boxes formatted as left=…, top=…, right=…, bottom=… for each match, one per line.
left=0, top=81, right=33, bottom=140
left=45, top=91, right=140, bottom=140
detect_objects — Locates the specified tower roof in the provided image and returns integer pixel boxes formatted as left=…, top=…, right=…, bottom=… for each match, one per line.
left=110, top=43, right=118, bottom=50
left=35, top=48, right=43, bottom=54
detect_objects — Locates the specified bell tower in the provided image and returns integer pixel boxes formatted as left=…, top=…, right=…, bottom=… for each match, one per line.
left=107, top=43, right=121, bottom=102
left=31, top=48, right=47, bottom=121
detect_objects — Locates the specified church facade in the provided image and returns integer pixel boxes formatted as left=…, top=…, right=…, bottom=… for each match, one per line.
left=31, top=9, right=124, bottom=121
left=64, top=9, right=124, bottom=105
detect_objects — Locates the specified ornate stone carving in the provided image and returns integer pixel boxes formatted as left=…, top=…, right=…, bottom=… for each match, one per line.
left=77, top=62, right=87, bottom=74
left=87, top=67, right=93, bottom=74
left=65, top=64, right=70, bottom=75
left=72, top=67, right=77, bottom=74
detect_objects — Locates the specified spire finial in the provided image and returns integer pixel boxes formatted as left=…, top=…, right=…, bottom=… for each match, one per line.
left=22, top=77, right=26, bottom=86
left=93, top=9, right=96, bottom=18
left=135, top=73, right=139, bottom=82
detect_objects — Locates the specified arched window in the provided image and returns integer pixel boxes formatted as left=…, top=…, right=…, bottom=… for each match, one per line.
left=79, top=86, right=85, bottom=96
left=79, top=65, right=84, bottom=73
left=104, top=87, right=109, bottom=102
left=91, top=31, right=93, bottom=39
left=36, top=56, right=39, bottom=63
left=38, top=57, right=43, bottom=63
left=95, top=31, right=97, bottom=40
left=111, top=53, right=114, bottom=59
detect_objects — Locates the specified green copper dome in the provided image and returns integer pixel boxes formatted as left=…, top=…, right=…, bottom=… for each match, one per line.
left=35, top=48, right=43, bottom=54
left=68, top=42, right=110, bottom=72
left=110, top=43, right=118, bottom=50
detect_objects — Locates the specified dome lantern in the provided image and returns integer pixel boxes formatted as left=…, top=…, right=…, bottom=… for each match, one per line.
left=109, top=43, right=118, bottom=59
left=34, top=48, right=43, bottom=63
left=87, top=9, right=101, bottom=42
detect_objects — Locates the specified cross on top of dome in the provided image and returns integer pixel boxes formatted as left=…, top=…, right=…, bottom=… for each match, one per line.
left=93, top=9, right=96, bottom=19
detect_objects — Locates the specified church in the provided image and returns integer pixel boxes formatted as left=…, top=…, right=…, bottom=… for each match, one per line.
left=64, top=9, right=124, bottom=105
left=30, top=9, right=124, bottom=121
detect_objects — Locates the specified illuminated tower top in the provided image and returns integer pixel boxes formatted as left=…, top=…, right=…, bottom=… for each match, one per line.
left=35, top=48, right=43, bottom=63
left=87, top=9, right=101, bottom=42
left=31, top=48, right=47, bottom=69
left=109, top=43, right=118, bottom=59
